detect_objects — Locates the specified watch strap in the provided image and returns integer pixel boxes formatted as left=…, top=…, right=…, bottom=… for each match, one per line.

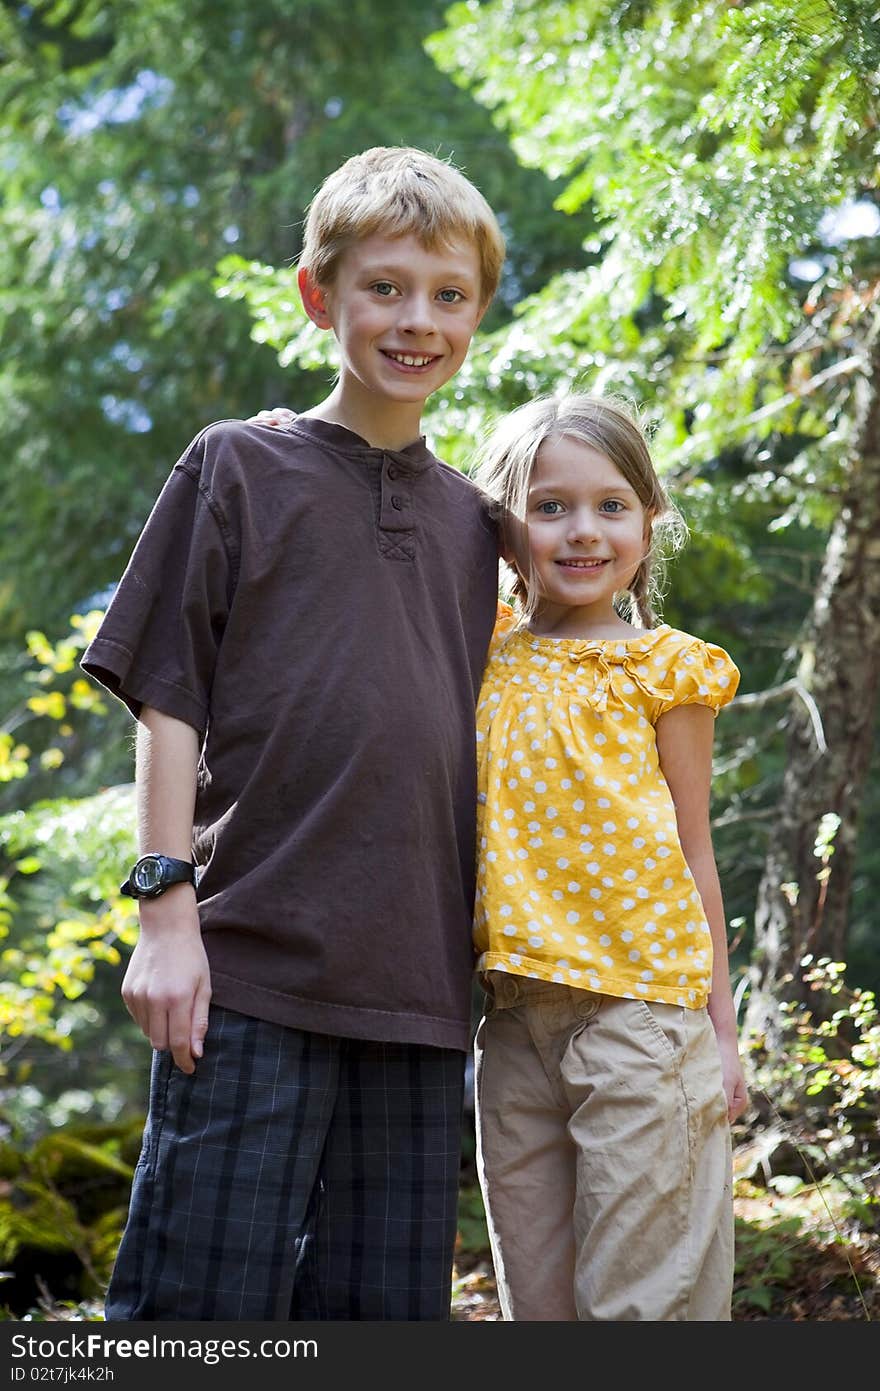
left=120, top=853, right=197, bottom=899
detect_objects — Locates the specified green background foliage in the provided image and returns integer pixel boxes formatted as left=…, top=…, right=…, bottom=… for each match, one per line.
left=1, top=0, right=878, bottom=1319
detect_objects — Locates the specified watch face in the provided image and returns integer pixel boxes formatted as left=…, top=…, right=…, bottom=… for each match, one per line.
left=133, top=856, right=163, bottom=895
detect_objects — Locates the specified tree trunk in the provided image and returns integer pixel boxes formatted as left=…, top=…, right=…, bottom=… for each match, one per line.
left=745, top=338, right=880, bottom=1051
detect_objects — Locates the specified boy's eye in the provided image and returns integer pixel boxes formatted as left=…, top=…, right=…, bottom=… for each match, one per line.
left=437, top=288, right=463, bottom=303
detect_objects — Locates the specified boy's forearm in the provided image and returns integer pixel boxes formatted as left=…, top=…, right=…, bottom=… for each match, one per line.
left=135, top=706, right=199, bottom=857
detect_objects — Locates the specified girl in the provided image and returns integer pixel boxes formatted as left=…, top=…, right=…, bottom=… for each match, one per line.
left=471, top=392, right=748, bottom=1321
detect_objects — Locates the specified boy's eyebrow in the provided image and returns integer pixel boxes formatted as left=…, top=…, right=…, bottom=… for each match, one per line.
left=356, top=257, right=481, bottom=283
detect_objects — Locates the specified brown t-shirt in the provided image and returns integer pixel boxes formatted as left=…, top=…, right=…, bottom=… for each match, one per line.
left=82, top=416, right=499, bottom=1050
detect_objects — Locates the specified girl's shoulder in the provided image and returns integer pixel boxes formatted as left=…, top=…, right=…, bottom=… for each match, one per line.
left=488, top=600, right=520, bottom=655
left=638, top=625, right=740, bottom=711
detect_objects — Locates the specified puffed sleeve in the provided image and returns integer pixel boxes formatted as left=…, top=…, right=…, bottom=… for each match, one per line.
left=80, top=430, right=235, bottom=736
left=650, top=630, right=740, bottom=717
left=488, top=599, right=518, bottom=655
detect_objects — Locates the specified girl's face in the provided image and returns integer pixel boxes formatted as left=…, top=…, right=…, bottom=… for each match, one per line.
left=516, top=434, right=650, bottom=627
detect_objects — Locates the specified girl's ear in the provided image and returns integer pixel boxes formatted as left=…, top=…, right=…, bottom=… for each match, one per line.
left=298, top=267, right=333, bottom=330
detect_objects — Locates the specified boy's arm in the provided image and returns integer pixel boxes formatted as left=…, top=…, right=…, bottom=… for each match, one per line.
left=121, top=706, right=211, bottom=1075
left=655, top=703, right=749, bottom=1124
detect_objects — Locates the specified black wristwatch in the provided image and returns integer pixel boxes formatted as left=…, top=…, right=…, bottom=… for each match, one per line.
left=120, top=853, right=198, bottom=899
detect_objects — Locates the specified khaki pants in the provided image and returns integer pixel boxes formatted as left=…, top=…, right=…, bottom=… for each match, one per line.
left=474, top=975, right=734, bottom=1321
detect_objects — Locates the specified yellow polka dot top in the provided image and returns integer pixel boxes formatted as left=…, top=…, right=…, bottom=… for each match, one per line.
left=474, top=605, right=739, bottom=1009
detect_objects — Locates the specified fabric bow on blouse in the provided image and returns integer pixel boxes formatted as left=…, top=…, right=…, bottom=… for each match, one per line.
left=563, top=637, right=676, bottom=714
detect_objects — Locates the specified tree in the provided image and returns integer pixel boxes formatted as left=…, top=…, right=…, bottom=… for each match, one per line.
left=424, top=0, right=880, bottom=1041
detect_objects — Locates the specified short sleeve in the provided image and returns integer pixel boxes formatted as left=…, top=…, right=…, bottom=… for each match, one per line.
left=488, top=600, right=518, bottom=656
left=650, top=631, right=740, bottom=718
left=80, top=432, right=235, bottom=735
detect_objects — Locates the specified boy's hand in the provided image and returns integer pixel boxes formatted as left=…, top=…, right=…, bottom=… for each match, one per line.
left=248, top=406, right=296, bottom=430
left=121, top=885, right=212, bottom=1074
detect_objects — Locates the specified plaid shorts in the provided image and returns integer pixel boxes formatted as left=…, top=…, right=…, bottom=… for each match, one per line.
left=105, top=1005, right=465, bottom=1320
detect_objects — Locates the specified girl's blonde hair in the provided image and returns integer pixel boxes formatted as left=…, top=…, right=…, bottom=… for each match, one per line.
left=472, top=392, right=687, bottom=628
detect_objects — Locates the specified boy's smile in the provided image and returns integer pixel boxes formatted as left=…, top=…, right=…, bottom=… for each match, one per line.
left=299, top=231, right=485, bottom=446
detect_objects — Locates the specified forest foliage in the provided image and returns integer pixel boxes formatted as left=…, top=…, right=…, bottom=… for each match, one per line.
left=0, top=0, right=878, bottom=1319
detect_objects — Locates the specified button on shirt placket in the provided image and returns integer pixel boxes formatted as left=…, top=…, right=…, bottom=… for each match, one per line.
left=378, top=455, right=416, bottom=559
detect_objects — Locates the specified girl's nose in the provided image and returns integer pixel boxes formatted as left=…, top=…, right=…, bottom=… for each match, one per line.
left=567, top=509, right=600, bottom=543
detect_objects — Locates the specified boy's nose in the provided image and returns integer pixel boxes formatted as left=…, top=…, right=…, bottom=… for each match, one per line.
left=398, top=295, right=437, bottom=334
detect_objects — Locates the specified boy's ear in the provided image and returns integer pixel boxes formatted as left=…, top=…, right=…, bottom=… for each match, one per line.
left=298, top=267, right=333, bottom=330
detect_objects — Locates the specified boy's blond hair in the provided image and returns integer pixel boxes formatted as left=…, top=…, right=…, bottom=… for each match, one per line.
left=299, top=146, right=506, bottom=307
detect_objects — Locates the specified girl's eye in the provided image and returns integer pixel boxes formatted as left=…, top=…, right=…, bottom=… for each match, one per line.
left=437, top=288, right=463, bottom=303
left=372, top=282, right=397, bottom=297
left=601, top=499, right=625, bottom=513
left=537, top=500, right=562, bottom=515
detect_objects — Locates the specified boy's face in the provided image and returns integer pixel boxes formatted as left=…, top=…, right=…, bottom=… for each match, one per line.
left=299, top=232, right=485, bottom=411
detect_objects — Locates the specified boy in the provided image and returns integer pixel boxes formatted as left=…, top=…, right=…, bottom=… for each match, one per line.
left=82, top=146, right=505, bottom=1321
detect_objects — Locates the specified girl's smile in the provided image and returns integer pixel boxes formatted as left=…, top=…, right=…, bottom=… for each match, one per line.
left=518, top=434, right=650, bottom=635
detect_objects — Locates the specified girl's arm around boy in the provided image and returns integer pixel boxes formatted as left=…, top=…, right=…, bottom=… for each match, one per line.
left=656, top=702, right=749, bottom=1125
left=120, top=706, right=211, bottom=1076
